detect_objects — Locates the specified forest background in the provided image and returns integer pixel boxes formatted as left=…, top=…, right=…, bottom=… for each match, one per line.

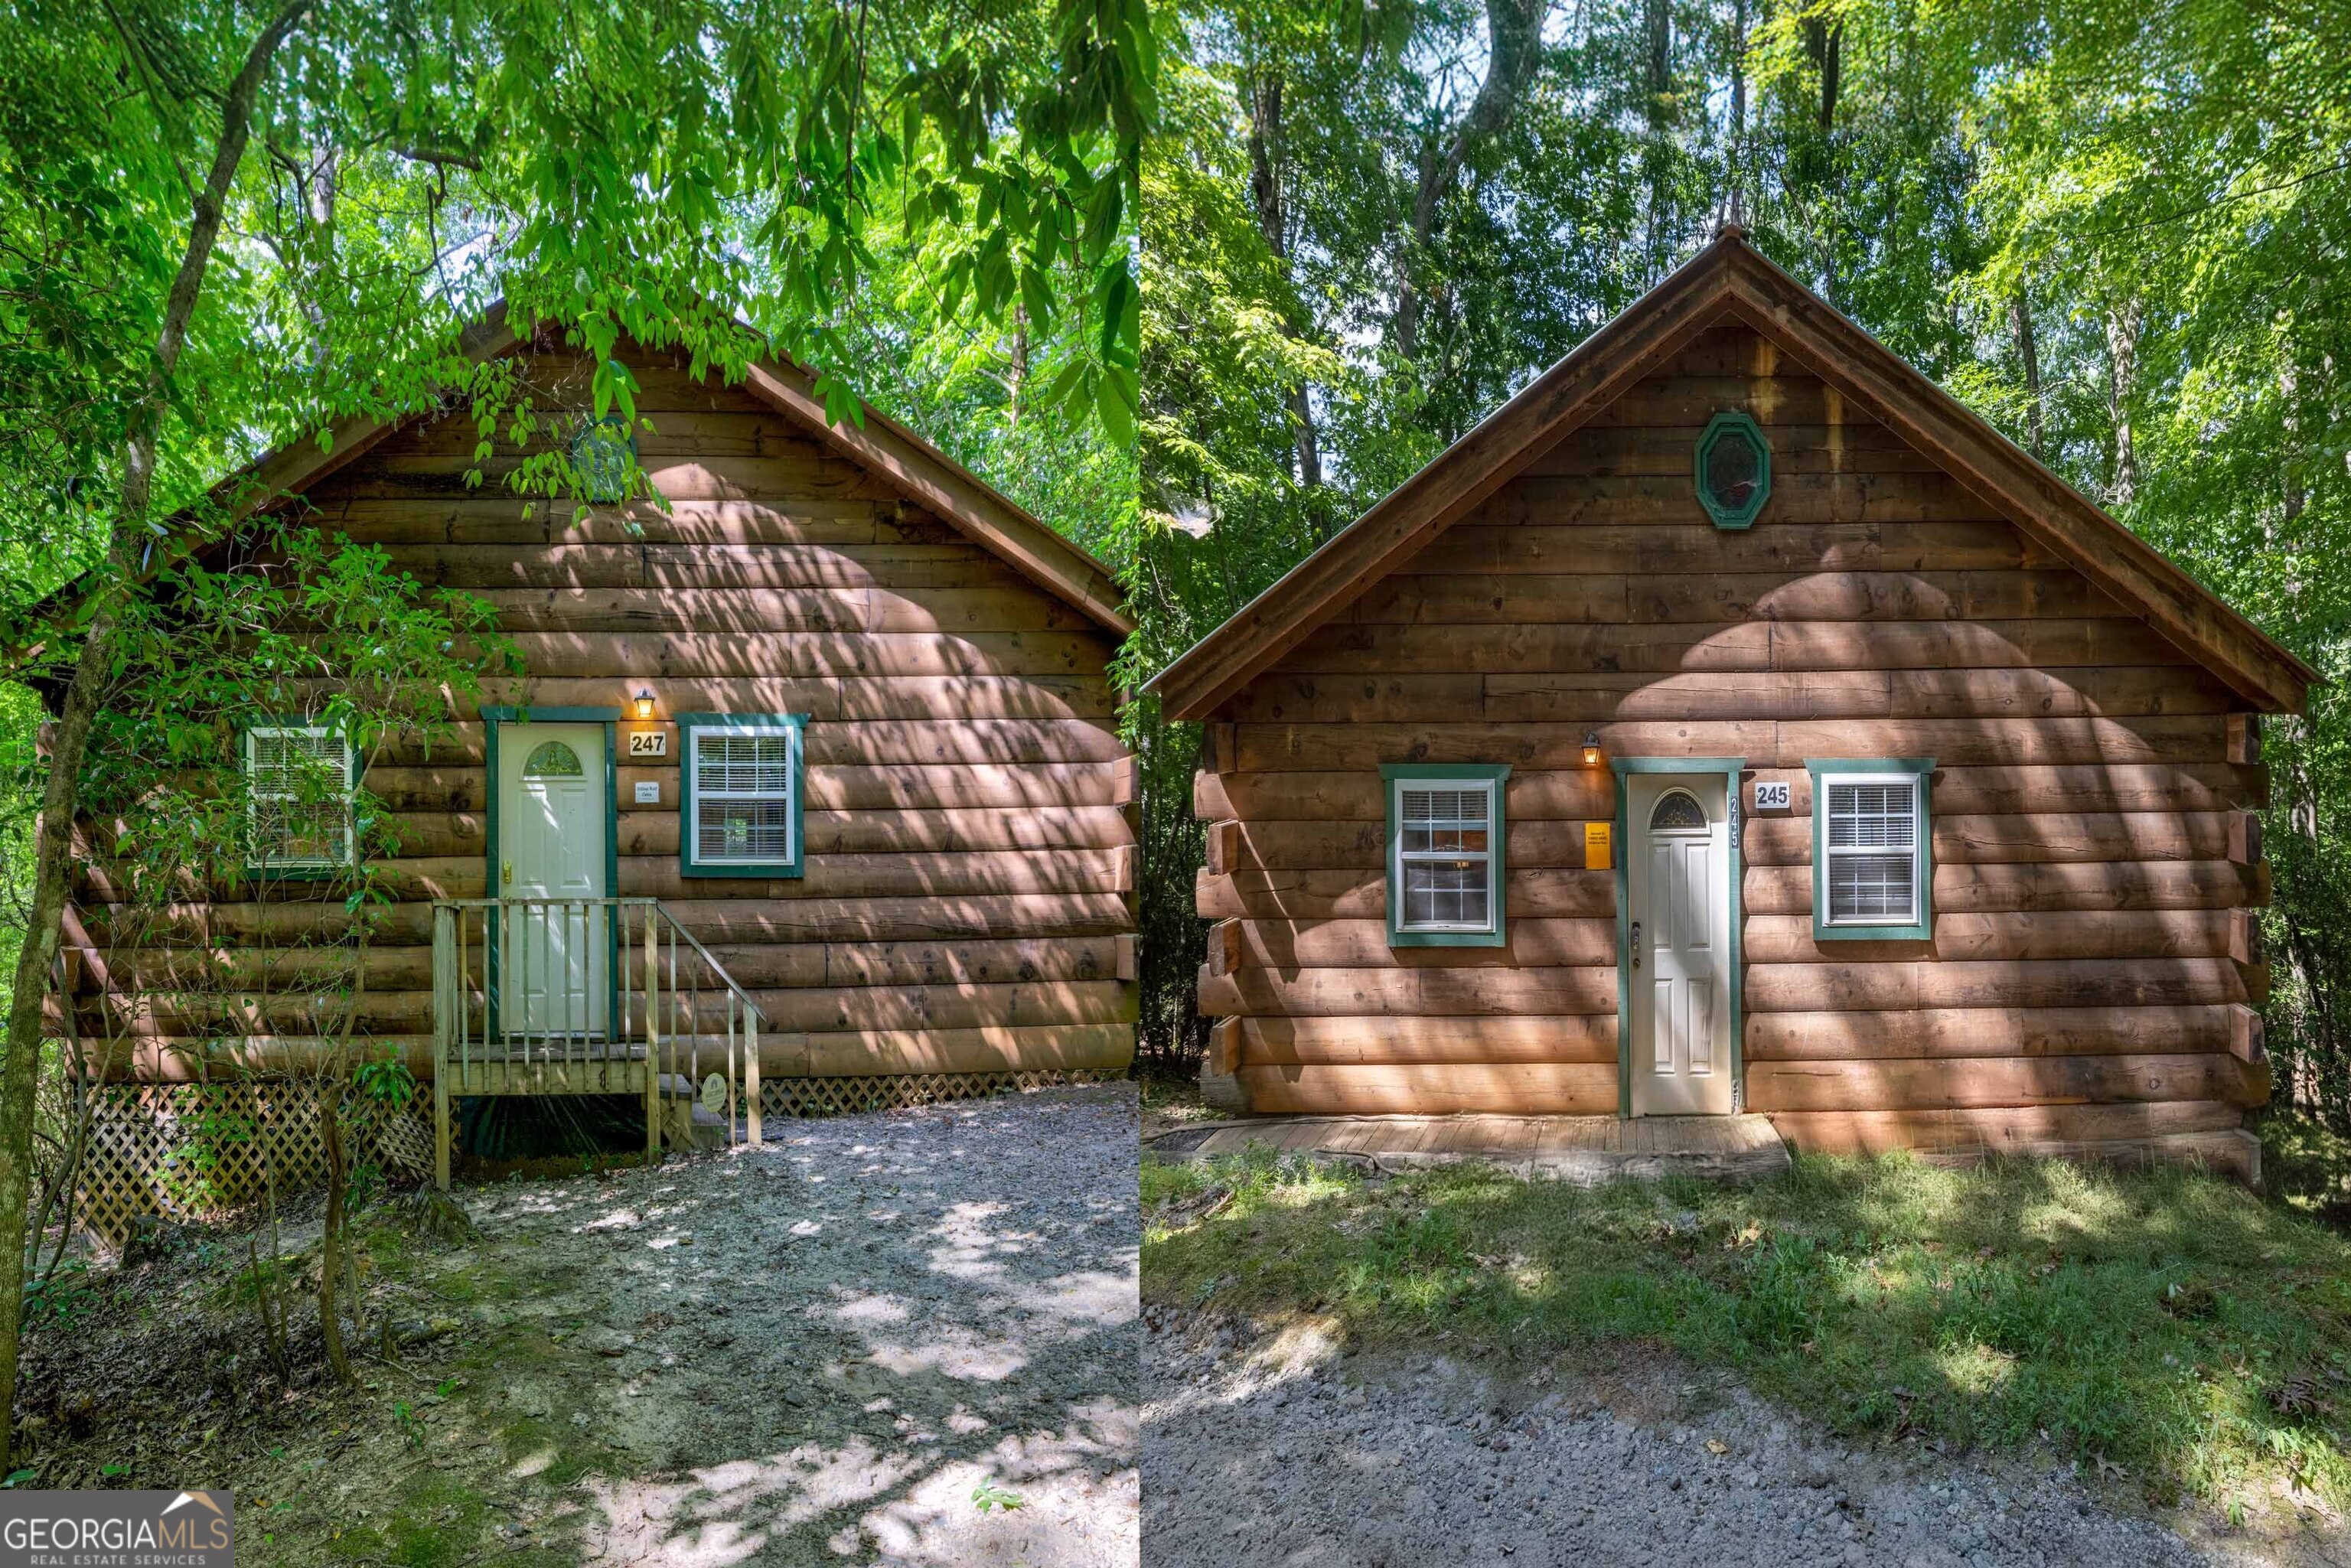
left=1123, top=0, right=2351, bottom=1145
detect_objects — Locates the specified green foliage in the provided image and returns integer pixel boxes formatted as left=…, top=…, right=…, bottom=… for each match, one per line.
left=18, top=1259, right=92, bottom=1332
left=970, top=1479, right=1027, bottom=1512
left=1144, top=1149, right=2351, bottom=1511
left=354, top=1057, right=418, bottom=1112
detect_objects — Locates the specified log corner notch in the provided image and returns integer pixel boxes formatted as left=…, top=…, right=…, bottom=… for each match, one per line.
left=2227, top=712, right=2261, bottom=764
left=1200, top=1018, right=1247, bottom=1113
left=1204, top=820, right=1242, bottom=877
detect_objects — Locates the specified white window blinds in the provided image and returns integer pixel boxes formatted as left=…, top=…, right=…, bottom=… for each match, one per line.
left=1823, top=777, right=1920, bottom=924
left=246, top=725, right=354, bottom=869
left=691, top=727, right=796, bottom=865
left=1395, top=783, right=1496, bottom=932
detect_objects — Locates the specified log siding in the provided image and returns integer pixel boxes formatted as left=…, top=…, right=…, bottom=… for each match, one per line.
left=69, top=342, right=1138, bottom=1088
left=1191, top=321, right=2271, bottom=1176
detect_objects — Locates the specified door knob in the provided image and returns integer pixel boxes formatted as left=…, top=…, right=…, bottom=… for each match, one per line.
left=1630, top=921, right=1641, bottom=968
left=502, top=860, right=513, bottom=887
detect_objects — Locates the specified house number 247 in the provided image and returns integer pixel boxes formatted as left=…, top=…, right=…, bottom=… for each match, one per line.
left=628, top=731, right=668, bottom=758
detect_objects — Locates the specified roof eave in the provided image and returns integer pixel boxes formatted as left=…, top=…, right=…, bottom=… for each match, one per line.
left=735, top=356, right=1133, bottom=636
left=1148, top=232, right=2312, bottom=722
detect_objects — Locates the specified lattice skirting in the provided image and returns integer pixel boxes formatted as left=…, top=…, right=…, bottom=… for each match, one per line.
left=758, top=1069, right=1123, bottom=1120
left=73, top=1084, right=432, bottom=1247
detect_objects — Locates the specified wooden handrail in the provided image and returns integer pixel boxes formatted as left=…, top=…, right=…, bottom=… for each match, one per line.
left=428, top=895, right=768, bottom=1189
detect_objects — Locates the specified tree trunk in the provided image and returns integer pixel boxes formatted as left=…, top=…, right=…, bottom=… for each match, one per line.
left=1803, top=15, right=1844, bottom=300
left=1642, top=0, right=1673, bottom=274
left=1243, top=68, right=1323, bottom=492
left=2105, top=297, right=2141, bottom=507
left=2011, top=283, right=2044, bottom=459
left=1726, top=0, right=1749, bottom=227
left=0, top=0, right=309, bottom=1467
left=1394, top=0, right=1546, bottom=360
left=2279, top=347, right=2304, bottom=526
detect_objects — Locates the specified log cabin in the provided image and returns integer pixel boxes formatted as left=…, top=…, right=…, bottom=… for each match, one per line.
left=1147, top=228, right=2307, bottom=1183
left=62, top=308, right=1140, bottom=1182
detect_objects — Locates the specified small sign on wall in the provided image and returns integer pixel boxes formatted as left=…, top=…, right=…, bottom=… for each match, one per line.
left=627, top=729, right=667, bottom=758
left=634, top=781, right=661, bottom=804
left=1585, top=820, right=1612, bottom=871
left=1753, top=780, right=1792, bottom=811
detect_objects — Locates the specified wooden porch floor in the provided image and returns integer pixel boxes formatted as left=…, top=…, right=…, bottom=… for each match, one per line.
left=1146, top=1113, right=1792, bottom=1185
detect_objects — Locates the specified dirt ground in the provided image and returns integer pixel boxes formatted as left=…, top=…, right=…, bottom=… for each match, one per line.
left=18, top=1084, right=1140, bottom=1566
left=1140, top=1311, right=2344, bottom=1568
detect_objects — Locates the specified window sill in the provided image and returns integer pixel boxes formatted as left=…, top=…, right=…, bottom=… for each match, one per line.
left=681, top=861, right=803, bottom=879
left=1389, top=927, right=1506, bottom=948
left=1812, top=920, right=1931, bottom=942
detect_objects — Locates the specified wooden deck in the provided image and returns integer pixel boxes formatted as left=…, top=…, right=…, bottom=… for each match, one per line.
left=1146, top=1113, right=1792, bottom=1185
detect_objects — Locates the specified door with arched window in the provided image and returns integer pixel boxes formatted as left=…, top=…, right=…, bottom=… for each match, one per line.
left=496, top=721, right=610, bottom=1035
left=1627, top=774, right=1734, bottom=1115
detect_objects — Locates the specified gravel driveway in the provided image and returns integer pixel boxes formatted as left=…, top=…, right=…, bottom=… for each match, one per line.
left=1141, top=1306, right=2284, bottom=1568
left=444, top=1085, right=1140, bottom=1566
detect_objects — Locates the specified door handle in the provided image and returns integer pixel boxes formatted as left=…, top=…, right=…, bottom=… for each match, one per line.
left=502, top=860, right=513, bottom=888
left=1630, top=921, right=1641, bottom=968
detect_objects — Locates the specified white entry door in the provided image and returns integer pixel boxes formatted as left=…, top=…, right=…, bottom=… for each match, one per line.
left=1629, top=773, right=1735, bottom=1116
left=497, top=722, right=609, bottom=1035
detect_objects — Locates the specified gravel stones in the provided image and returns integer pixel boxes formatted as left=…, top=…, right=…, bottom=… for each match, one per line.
left=1140, top=1307, right=2222, bottom=1568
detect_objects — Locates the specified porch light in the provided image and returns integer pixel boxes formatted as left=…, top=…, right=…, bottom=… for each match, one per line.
left=1583, top=732, right=1603, bottom=768
left=634, top=689, right=656, bottom=721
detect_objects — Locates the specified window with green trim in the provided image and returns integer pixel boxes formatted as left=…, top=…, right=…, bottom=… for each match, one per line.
left=1808, top=758, right=1935, bottom=940
left=1694, top=411, right=1772, bottom=529
left=1382, top=764, right=1508, bottom=947
left=679, top=714, right=805, bottom=877
left=245, top=723, right=354, bottom=872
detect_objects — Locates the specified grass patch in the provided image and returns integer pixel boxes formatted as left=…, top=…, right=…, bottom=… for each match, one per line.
left=326, top=1474, right=495, bottom=1568
left=2261, top=1113, right=2351, bottom=1229
left=1143, top=1146, right=2351, bottom=1514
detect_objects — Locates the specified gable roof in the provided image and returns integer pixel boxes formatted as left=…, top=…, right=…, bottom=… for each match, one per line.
left=154, top=304, right=1133, bottom=635
left=1144, top=229, right=2313, bottom=719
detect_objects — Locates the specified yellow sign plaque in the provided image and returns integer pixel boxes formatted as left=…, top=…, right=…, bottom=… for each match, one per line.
left=1585, top=820, right=1612, bottom=871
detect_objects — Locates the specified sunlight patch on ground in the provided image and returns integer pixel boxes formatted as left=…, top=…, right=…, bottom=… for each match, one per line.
left=1932, top=1340, right=2019, bottom=1398
left=582, top=1439, right=921, bottom=1565
left=1009, top=1266, right=1142, bottom=1328
left=830, top=1289, right=914, bottom=1326
left=862, top=1325, right=1029, bottom=1381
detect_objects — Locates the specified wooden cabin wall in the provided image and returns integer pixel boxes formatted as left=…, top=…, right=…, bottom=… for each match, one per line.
left=1193, top=322, right=2268, bottom=1169
left=69, top=344, right=1138, bottom=1084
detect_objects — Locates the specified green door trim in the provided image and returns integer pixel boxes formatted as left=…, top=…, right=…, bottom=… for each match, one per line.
left=482, top=707, right=624, bottom=1038
left=1609, top=757, right=1746, bottom=1118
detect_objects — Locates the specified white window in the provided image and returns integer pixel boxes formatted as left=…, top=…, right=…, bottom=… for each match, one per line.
left=686, top=721, right=800, bottom=870
left=1821, top=774, right=1925, bottom=927
left=245, top=724, right=354, bottom=870
left=1390, top=776, right=1502, bottom=937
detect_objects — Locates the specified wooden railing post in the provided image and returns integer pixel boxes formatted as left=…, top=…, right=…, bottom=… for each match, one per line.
left=745, top=1010, right=762, bottom=1147
left=643, top=902, right=661, bottom=1165
left=432, top=904, right=454, bottom=1191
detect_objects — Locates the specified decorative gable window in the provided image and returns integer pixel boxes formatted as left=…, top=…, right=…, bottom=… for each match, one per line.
left=1694, top=410, right=1772, bottom=529
left=679, top=713, right=805, bottom=878
left=1807, top=758, right=1935, bottom=940
left=1382, top=763, right=1509, bottom=947
left=245, top=723, right=355, bottom=875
